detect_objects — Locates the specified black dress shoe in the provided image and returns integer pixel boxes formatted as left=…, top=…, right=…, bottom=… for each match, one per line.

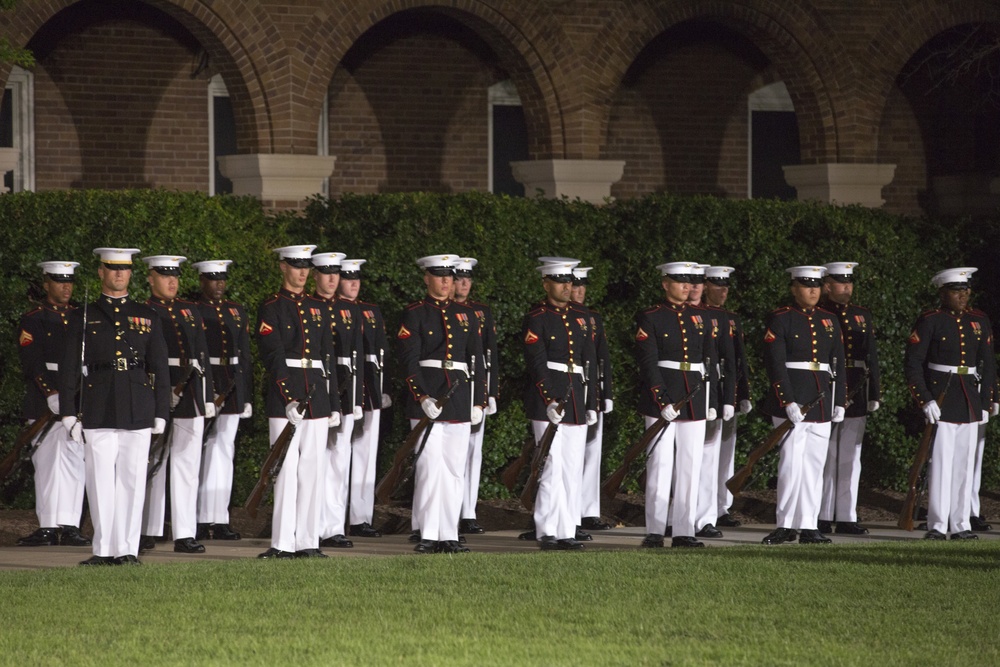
left=581, top=516, right=612, bottom=530
left=439, top=540, right=470, bottom=553
left=174, top=538, right=206, bottom=554
left=672, top=536, right=705, bottom=548
left=762, top=528, right=796, bottom=545
left=196, top=523, right=211, bottom=540
left=518, top=530, right=537, bottom=541
left=834, top=522, right=869, bottom=535
left=349, top=522, right=383, bottom=538
left=557, top=538, right=584, bottom=550
left=59, top=526, right=92, bottom=547
left=138, top=535, right=156, bottom=553
left=79, top=555, right=117, bottom=566
left=320, top=535, right=354, bottom=548
left=408, top=530, right=422, bottom=543
left=211, top=524, right=241, bottom=540
left=258, top=548, right=295, bottom=559
left=17, top=527, right=59, bottom=546
left=950, top=530, right=978, bottom=540
left=640, top=533, right=664, bottom=548
left=970, top=515, right=992, bottom=532
left=916, top=522, right=928, bottom=531
left=458, top=534, right=467, bottom=544
left=458, top=518, right=485, bottom=534
left=695, top=524, right=723, bottom=538
left=414, top=539, right=438, bottom=554
left=115, top=555, right=141, bottom=565
left=574, top=528, right=593, bottom=541
left=716, top=513, right=741, bottom=527
left=799, top=529, right=832, bottom=544
left=539, top=535, right=560, bottom=551
left=817, top=520, right=833, bottom=534
left=295, top=548, right=329, bottom=558
left=923, top=530, right=946, bottom=540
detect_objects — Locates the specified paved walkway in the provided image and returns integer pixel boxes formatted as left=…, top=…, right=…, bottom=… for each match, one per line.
left=2, top=523, right=997, bottom=571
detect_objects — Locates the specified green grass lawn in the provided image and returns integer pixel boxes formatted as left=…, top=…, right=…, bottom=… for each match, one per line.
left=2, top=542, right=998, bottom=666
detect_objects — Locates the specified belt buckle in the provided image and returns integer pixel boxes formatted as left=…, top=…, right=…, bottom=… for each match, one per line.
left=300, top=358, right=310, bottom=368
left=678, top=362, right=691, bottom=372
left=442, top=360, right=455, bottom=370
left=115, top=358, right=128, bottom=371
left=219, top=357, right=229, bottom=366
left=957, top=366, right=969, bottom=375
left=808, top=362, right=821, bottom=371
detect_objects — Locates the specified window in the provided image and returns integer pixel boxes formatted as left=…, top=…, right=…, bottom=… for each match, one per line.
left=208, top=74, right=236, bottom=195
left=1, top=66, right=35, bottom=193
left=488, top=81, right=528, bottom=197
left=748, top=81, right=798, bottom=200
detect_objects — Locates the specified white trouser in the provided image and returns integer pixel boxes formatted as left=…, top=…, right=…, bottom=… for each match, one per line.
left=321, top=413, right=355, bottom=538
left=349, top=409, right=380, bottom=525
left=269, top=418, right=328, bottom=553
left=143, top=416, right=204, bottom=540
left=928, top=421, right=976, bottom=535
left=580, top=411, right=604, bottom=519
left=461, top=413, right=487, bottom=520
left=695, top=418, right=723, bottom=531
left=198, top=413, right=239, bottom=525
left=410, top=419, right=470, bottom=542
left=30, top=419, right=86, bottom=528
left=532, top=421, right=586, bottom=540
left=716, top=416, right=738, bottom=518
left=971, top=422, right=986, bottom=518
left=645, top=417, right=705, bottom=537
left=84, top=428, right=151, bottom=558
left=773, top=417, right=830, bottom=530
left=819, top=416, right=866, bottom=523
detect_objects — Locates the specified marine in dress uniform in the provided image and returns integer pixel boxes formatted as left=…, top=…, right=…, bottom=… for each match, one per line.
left=453, top=257, right=499, bottom=536
left=140, top=255, right=215, bottom=555
left=59, top=247, right=170, bottom=565
left=904, top=267, right=996, bottom=540
left=338, top=259, right=389, bottom=539
left=817, top=262, right=881, bottom=535
left=701, top=266, right=752, bottom=529
left=760, top=265, right=846, bottom=545
left=16, top=261, right=91, bottom=548
left=398, top=254, right=486, bottom=554
left=635, top=262, right=716, bottom=549
left=311, top=251, right=360, bottom=549
left=256, top=245, right=341, bottom=559
left=193, top=260, right=252, bottom=541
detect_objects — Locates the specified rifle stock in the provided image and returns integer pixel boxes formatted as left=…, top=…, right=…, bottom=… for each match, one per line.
left=0, top=410, right=56, bottom=481
left=514, top=383, right=575, bottom=511
left=898, top=373, right=953, bottom=530
left=500, top=433, right=535, bottom=493
left=146, top=363, right=200, bottom=482
left=202, top=377, right=238, bottom=444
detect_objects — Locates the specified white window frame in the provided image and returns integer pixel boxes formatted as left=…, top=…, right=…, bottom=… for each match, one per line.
left=747, top=81, right=794, bottom=198
left=487, top=80, right=522, bottom=193
left=317, top=92, right=329, bottom=197
left=4, top=66, right=35, bottom=192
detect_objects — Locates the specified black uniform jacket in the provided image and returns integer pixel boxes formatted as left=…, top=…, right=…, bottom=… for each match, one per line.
left=904, top=306, right=996, bottom=423
left=314, top=294, right=364, bottom=414
left=634, top=300, right=716, bottom=421
left=353, top=299, right=389, bottom=412
left=761, top=304, right=847, bottom=422
left=820, top=299, right=881, bottom=418
left=522, top=300, right=598, bottom=425
left=697, top=304, right=736, bottom=411
left=256, top=288, right=338, bottom=420
left=147, top=297, right=214, bottom=419
left=706, top=305, right=751, bottom=405
left=466, top=299, right=499, bottom=400
left=18, top=299, right=77, bottom=420
left=195, top=296, right=252, bottom=414
left=58, top=294, right=171, bottom=430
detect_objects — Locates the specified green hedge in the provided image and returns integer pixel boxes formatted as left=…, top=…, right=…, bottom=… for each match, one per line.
left=0, top=190, right=996, bottom=511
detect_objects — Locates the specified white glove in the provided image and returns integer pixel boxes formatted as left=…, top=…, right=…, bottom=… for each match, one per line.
left=546, top=401, right=564, bottom=425
left=329, top=412, right=341, bottom=428
left=603, top=399, right=614, bottom=414
left=353, top=405, right=363, bottom=420
left=722, top=404, right=735, bottom=421
left=381, top=393, right=393, bottom=409
left=204, top=401, right=216, bottom=419
left=868, top=400, right=880, bottom=413
left=660, top=404, right=680, bottom=422
left=739, top=399, right=753, bottom=415
left=170, top=391, right=181, bottom=409
left=62, top=416, right=82, bottom=443
left=47, top=394, right=60, bottom=414
left=832, top=406, right=845, bottom=423
left=486, top=396, right=497, bottom=415
left=706, top=407, right=717, bottom=421
left=285, top=400, right=304, bottom=426
left=585, top=410, right=598, bottom=426
left=922, top=401, right=941, bottom=425
left=785, top=403, right=804, bottom=424
left=981, top=410, right=989, bottom=425
left=991, top=402, right=999, bottom=418
left=240, top=402, right=253, bottom=419
left=152, top=418, right=166, bottom=435
left=191, top=358, right=203, bottom=373
left=421, top=397, right=442, bottom=420
left=471, top=405, right=484, bottom=426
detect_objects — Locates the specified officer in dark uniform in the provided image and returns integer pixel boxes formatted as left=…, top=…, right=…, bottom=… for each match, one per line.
left=16, top=261, right=90, bottom=548
left=59, top=247, right=170, bottom=565
left=398, top=254, right=486, bottom=554
left=760, top=265, right=846, bottom=545
left=192, top=259, right=252, bottom=541
left=904, top=267, right=995, bottom=540
left=256, top=245, right=340, bottom=559
left=817, top=262, right=881, bottom=535
left=140, top=255, right=215, bottom=555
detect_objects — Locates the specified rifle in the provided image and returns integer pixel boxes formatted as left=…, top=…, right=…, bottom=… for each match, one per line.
left=201, top=376, right=238, bottom=445
left=147, top=362, right=202, bottom=482
left=374, top=379, right=463, bottom=505
left=242, top=384, right=318, bottom=518
left=600, top=382, right=703, bottom=500
left=0, top=410, right=56, bottom=482
left=518, top=382, right=577, bottom=511
left=500, top=432, right=536, bottom=493
left=726, top=391, right=827, bottom=497
left=898, top=372, right=954, bottom=530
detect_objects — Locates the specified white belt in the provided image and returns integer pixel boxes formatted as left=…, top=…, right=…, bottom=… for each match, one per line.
left=167, top=358, right=182, bottom=367
left=847, top=360, right=867, bottom=369
left=419, top=359, right=469, bottom=374
left=45, top=362, right=59, bottom=371
left=285, top=358, right=324, bottom=369
left=547, top=361, right=584, bottom=375
left=365, top=354, right=380, bottom=364
left=209, top=356, right=240, bottom=366
left=657, top=360, right=705, bottom=373
left=786, top=361, right=831, bottom=373
left=336, top=356, right=352, bottom=367
left=928, top=362, right=979, bottom=378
